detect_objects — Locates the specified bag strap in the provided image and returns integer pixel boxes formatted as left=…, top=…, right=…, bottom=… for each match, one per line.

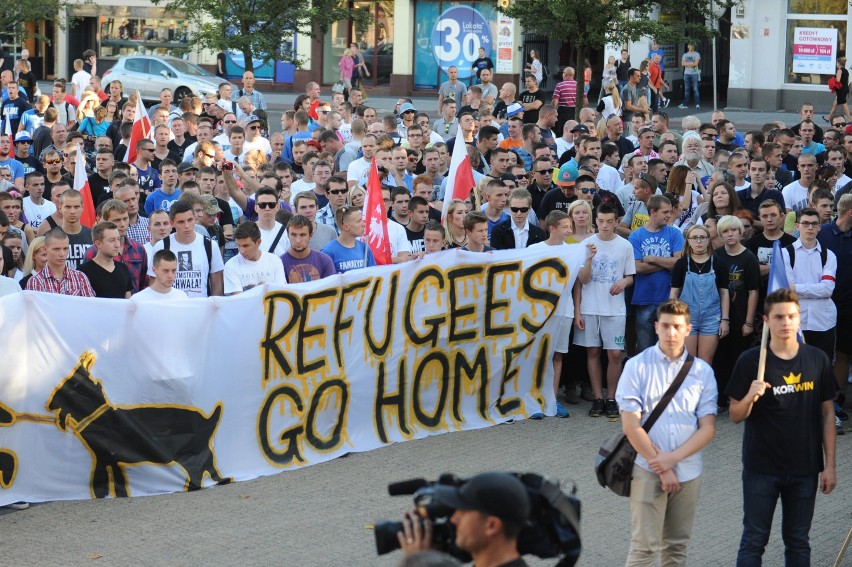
left=268, top=224, right=286, bottom=253
left=642, top=354, right=694, bottom=434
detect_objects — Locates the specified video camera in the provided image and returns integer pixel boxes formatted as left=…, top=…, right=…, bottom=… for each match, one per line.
left=373, top=472, right=582, bottom=566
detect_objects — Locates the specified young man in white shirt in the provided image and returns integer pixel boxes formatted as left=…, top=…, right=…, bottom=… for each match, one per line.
left=253, top=187, right=290, bottom=255
left=782, top=152, right=817, bottom=212
left=133, top=249, right=187, bottom=301
left=223, top=221, right=286, bottom=294
left=22, top=171, right=55, bottom=229
left=575, top=203, right=636, bottom=419
left=147, top=200, right=224, bottom=297
left=530, top=210, right=575, bottom=418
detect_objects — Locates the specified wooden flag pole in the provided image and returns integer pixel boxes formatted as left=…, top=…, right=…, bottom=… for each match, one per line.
left=755, top=323, right=770, bottom=383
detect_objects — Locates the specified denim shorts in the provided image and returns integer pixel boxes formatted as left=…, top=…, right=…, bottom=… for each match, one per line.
left=690, top=310, right=721, bottom=336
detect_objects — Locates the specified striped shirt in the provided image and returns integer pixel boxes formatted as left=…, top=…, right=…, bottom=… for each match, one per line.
left=552, top=79, right=578, bottom=108
left=231, top=89, right=267, bottom=111
left=126, top=216, right=151, bottom=244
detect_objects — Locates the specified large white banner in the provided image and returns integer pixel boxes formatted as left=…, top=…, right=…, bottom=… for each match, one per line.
left=0, top=246, right=583, bottom=505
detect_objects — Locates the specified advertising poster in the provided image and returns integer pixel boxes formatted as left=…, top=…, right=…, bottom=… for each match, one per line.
left=496, top=17, right=514, bottom=74
left=415, top=2, right=499, bottom=90
left=792, top=27, right=837, bottom=74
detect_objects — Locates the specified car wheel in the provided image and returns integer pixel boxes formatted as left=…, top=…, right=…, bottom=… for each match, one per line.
left=174, top=86, right=192, bottom=105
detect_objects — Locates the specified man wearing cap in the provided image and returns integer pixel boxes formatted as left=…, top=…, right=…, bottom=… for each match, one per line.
left=399, top=472, right=531, bottom=567
left=519, top=74, right=545, bottom=125
left=397, top=102, right=417, bottom=139
left=537, top=162, right=579, bottom=219
left=243, top=115, right=271, bottom=156
left=14, top=132, right=39, bottom=174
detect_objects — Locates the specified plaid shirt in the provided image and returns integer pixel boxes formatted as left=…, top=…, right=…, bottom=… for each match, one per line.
left=126, top=216, right=150, bottom=244
left=231, top=89, right=267, bottom=111
left=26, top=265, right=95, bottom=297
left=316, top=204, right=340, bottom=235
left=83, top=237, right=149, bottom=293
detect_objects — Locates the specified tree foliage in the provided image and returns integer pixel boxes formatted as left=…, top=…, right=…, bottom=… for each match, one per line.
left=0, top=0, right=84, bottom=41
left=151, top=0, right=371, bottom=72
left=500, top=0, right=734, bottom=117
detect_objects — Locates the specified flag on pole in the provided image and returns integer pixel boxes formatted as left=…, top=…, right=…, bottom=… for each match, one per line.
left=363, top=157, right=392, bottom=265
left=5, top=118, right=14, bottom=159
left=74, top=145, right=97, bottom=228
left=124, top=94, right=152, bottom=164
left=767, top=239, right=804, bottom=343
left=441, top=127, right=476, bottom=219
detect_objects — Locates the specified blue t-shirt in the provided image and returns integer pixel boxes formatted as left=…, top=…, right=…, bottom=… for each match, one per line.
left=18, top=109, right=44, bottom=134
left=136, top=164, right=162, bottom=193
left=629, top=225, right=684, bottom=305
left=0, top=157, right=25, bottom=181
left=321, top=239, right=376, bottom=273
left=144, top=188, right=182, bottom=215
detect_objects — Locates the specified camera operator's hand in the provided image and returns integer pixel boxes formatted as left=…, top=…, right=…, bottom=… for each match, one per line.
left=396, top=509, right=433, bottom=556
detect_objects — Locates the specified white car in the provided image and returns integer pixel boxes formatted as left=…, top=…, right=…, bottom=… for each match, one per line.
left=103, top=55, right=233, bottom=102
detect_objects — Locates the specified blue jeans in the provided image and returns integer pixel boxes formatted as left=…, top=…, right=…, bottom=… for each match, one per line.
left=683, top=74, right=700, bottom=105
left=736, top=470, right=818, bottom=567
left=635, top=304, right=658, bottom=353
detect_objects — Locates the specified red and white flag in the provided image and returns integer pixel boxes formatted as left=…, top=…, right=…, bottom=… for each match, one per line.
left=5, top=118, right=14, bottom=159
left=74, top=145, right=97, bottom=228
left=363, top=157, right=392, bottom=265
left=124, top=94, right=152, bottom=164
left=441, top=127, right=476, bottom=219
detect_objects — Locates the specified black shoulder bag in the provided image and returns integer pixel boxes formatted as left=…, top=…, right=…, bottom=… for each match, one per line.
left=595, top=354, right=694, bottom=497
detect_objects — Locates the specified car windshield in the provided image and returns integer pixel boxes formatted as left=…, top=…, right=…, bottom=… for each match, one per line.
left=165, top=59, right=212, bottom=77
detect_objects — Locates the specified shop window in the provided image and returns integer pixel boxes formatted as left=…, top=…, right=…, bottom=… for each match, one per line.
left=787, top=0, right=847, bottom=15
left=785, top=18, right=847, bottom=85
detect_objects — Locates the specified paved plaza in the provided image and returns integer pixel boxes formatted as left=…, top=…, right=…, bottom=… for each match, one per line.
left=2, top=396, right=849, bottom=566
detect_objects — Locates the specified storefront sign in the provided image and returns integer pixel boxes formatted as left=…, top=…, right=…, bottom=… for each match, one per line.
left=0, top=247, right=583, bottom=505
left=792, top=27, right=837, bottom=74
left=496, top=17, right=514, bottom=74
left=415, top=2, right=499, bottom=90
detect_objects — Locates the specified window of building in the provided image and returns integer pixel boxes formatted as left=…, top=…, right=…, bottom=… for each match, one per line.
left=786, top=1, right=848, bottom=85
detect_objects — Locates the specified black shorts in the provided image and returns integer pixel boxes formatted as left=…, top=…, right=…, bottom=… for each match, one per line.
left=836, top=315, right=851, bottom=355
left=803, top=329, right=836, bottom=362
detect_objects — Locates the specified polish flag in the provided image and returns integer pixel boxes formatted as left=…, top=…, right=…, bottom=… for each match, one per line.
left=5, top=118, right=14, bottom=159
left=363, top=157, right=392, bottom=265
left=124, top=94, right=152, bottom=164
left=74, top=144, right=97, bottom=228
left=441, top=127, right=476, bottom=219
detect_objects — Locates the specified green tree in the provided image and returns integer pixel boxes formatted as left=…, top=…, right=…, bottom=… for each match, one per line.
left=151, top=0, right=371, bottom=72
left=501, top=0, right=733, bottom=119
left=0, top=0, right=84, bottom=43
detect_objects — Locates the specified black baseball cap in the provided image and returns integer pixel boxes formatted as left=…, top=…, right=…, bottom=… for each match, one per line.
left=570, top=124, right=590, bottom=134
left=432, top=472, right=530, bottom=524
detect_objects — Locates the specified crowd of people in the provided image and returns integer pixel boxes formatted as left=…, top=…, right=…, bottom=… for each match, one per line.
left=0, top=50, right=846, bottom=564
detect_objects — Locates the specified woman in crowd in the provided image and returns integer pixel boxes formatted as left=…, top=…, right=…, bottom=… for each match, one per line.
left=670, top=224, right=729, bottom=364
left=2, top=232, right=24, bottom=280
left=565, top=200, right=593, bottom=243
left=339, top=48, right=355, bottom=93
left=712, top=215, right=761, bottom=410
left=525, top=49, right=543, bottom=84
left=76, top=92, right=100, bottom=123
left=700, top=181, right=741, bottom=222
left=666, top=165, right=701, bottom=229
left=827, top=55, right=850, bottom=122
left=346, top=185, right=366, bottom=209
left=18, top=236, right=46, bottom=289
left=78, top=105, right=111, bottom=151
left=734, top=209, right=755, bottom=242
left=596, top=81, right=622, bottom=120
left=445, top=199, right=469, bottom=248
left=599, top=55, right=617, bottom=101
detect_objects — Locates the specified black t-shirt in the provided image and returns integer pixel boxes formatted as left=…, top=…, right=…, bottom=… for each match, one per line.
left=726, top=345, right=836, bottom=475
left=216, top=197, right=235, bottom=227
left=88, top=173, right=110, bottom=205
left=518, top=89, right=546, bottom=124
left=78, top=259, right=133, bottom=298
left=427, top=207, right=441, bottom=223
left=65, top=227, right=94, bottom=271
left=671, top=256, right=728, bottom=290
left=471, top=56, right=494, bottom=78
left=744, top=232, right=796, bottom=308
left=151, top=151, right=183, bottom=173
left=537, top=187, right=577, bottom=219
left=493, top=99, right=510, bottom=121
left=168, top=137, right=195, bottom=154
left=404, top=225, right=425, bottom=253
left=713, top=246, right=761, bottom=327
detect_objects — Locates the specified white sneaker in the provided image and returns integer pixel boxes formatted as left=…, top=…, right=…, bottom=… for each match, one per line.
left=6, top=502, right=29, bottom=510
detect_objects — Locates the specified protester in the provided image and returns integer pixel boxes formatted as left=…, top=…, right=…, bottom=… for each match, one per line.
left=133, top=249, right=187, bottom=301
left=223, top=221, right=286, bottom=294
left=26, top=227, right=94, bottom=296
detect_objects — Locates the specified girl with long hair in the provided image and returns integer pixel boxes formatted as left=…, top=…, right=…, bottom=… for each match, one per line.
left=18, top=236, right=47, bottom=289
left=666, top=165, right=701, bottom=229
left=445, top=199, right=469, bottom=248
left=670, top=224, right=730, bottom=364
left=565, top=200, right=593, bottom=243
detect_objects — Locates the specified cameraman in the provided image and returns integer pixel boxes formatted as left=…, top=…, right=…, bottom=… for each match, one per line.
left=397, top=472, right=531, bottom=567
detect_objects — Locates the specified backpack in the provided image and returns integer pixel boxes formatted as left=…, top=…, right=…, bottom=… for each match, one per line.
left=784, top=243, right=827, bottom=269
left=163, top=234, right=213, bottom=296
